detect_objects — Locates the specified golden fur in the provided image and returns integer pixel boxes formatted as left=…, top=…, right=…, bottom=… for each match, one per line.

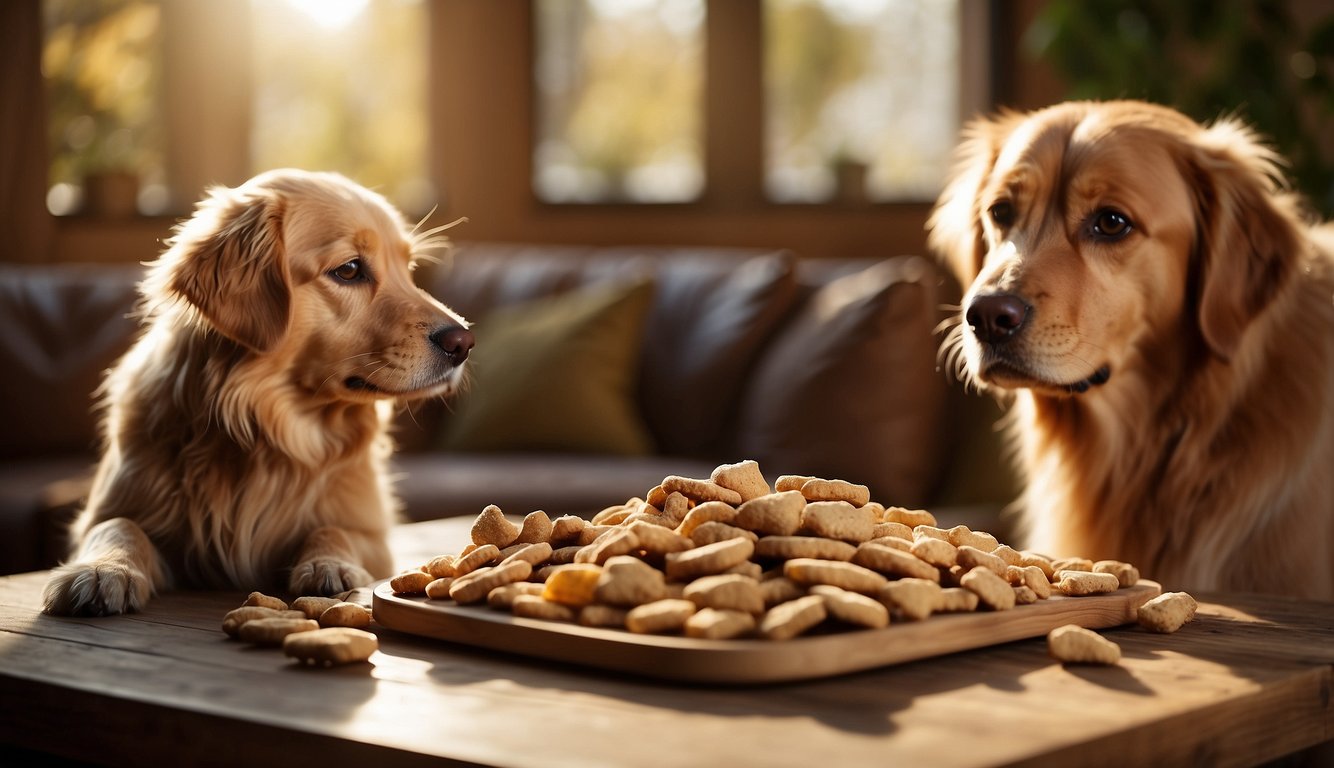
left=43, top=169, right=472, bottom=616
left=930, top=101, right=1334, bottom=599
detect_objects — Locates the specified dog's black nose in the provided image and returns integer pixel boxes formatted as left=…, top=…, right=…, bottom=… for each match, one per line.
left=966, top=293, right=1029, bottom=344
left=430, top=325, right=474, bottom=365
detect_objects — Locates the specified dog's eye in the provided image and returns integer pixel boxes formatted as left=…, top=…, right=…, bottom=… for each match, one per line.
left=988, top=201, right=1016, bottom=228
left=1090, top=209, right=1133, bottom=241
left=331, top=259, right=365, bottom=283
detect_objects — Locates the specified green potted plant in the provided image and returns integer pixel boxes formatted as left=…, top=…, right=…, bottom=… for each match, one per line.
left=1026, top=0, right=1334, bottom=216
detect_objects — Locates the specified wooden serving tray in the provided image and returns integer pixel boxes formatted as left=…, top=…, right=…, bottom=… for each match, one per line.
left=373, top=579, right=1161, bottom=684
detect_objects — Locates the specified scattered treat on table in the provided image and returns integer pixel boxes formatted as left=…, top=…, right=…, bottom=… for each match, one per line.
left=1047, top=624, right=1122, bottom=665
left=237, top=617, right=320, bottom=646
left=1137, top=592, right=1199, bottom=634
left=283, top=627, right=378, bottom=667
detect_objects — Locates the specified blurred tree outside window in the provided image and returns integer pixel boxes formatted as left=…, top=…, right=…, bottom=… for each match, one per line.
left=534, top=0, right=706, bottom=203
left=251, top=0, right=434, bottom=215
left=42, top=0, right=432, bottom=217
left=43, top=0, right=165, bottom=217
left=1028, top=0, right=1334, bottom=216
left=765, top=0, right=962, bottom=204
left=535, top=0, right=967, bottom=205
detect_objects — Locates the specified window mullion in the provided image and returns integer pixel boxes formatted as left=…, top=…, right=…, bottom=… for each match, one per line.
left=703, top=0, right=764, bottom=209
left=160, top=0, right=253, bottom=211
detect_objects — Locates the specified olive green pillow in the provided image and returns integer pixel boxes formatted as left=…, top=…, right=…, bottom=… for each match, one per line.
left=437, top=278, right=656, bottom=455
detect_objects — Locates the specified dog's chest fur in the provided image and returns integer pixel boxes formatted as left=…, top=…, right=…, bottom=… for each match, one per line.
left=1013, top=266, right=1334, bottom=599
left=82, top=326, right=395, bottom=590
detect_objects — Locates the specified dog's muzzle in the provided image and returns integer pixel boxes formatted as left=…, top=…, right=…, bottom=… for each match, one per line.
left=344, top=325, right=473, bottom=394
left=965, top=291, right=1111, bottom=394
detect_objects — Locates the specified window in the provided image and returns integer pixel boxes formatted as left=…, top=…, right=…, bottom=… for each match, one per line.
left=765, top=0, right=963, bottom=203
left=41, top=0, right=984, bottom=221
left=533, top=0, right=706, bottom=203
left=534, top=0, right=976, bottom=206
left=43, top=0, right=165, bottom=216
left=42, top=0, right=431, bottom=217
left=250, top=0, right=433, bottom=213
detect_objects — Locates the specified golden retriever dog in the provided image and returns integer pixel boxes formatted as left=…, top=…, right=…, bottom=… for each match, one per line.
left=43, top=169, right=473, bottom=616
left=930, top=100, right=1334, bottom=600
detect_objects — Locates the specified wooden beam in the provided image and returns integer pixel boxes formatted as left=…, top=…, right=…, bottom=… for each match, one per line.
left=0, top=0, right=54, bottom=262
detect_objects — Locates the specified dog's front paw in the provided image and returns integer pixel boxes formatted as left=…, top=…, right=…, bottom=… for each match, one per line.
left=43, top=561, right=153, bottom=616
left=289, top=559, right=374, bottom=596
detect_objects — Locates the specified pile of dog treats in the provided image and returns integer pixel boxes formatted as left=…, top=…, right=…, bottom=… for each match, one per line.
left=390, top=459, right=1198, bottom=662
left=220, top=592, right=379, bottom=666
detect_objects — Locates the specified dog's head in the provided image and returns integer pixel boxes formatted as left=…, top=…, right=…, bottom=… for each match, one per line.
left=149, top=169, right=471, bottom=402
left=928, top=100, right=1305, bottom=398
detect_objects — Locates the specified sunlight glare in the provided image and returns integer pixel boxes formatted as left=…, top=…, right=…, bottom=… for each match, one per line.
left=285, top=0, right=370, bottom=30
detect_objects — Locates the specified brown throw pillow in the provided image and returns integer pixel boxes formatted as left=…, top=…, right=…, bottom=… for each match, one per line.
left=632, top=250, right=797, bottom=456
left=734, top=257, right=948, bottom=506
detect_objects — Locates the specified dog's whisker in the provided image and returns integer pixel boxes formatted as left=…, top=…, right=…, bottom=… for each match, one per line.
left=398, top=399, right=424, bottom=429
left=1075, top=339, right=1112, bottom=356
left=934, top=322, right=972, bottom=384
left=355, top=362, right=392, bottom=388
left=406, top=210, right=466, bottom=271
left=316, top=357, right=383, bottom=394
left=410, top=204, right=440, bottom=237
left=315, top=372, right=343, bottom=396
left=413, top=236, right=456, bottom=255
left=933, top=313, right=963, bottom=337
left=314, top=358, right=379, bottom=396
left=929, top=310, right=985, bottom=393
left=411, top=251, right=443, bottom=268
left=414, top=217, right=469, bottom=241
left=349, top=357, right=388, bottom=372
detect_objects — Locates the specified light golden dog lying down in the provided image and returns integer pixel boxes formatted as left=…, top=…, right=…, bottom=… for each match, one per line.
left=930, top=101, right=1334, bottom=600
left=44, top=169, right=473, bottom=616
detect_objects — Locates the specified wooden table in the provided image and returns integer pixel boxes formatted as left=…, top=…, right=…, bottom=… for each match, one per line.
left=2, top=518, right=1331, bottom=768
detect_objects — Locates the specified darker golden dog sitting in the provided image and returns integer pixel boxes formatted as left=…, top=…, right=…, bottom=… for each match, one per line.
left=930, top=100, right=1334, bottom=600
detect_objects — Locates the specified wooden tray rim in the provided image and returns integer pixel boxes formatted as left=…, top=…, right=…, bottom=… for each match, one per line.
left=372, top=580, right=1162, bottom=684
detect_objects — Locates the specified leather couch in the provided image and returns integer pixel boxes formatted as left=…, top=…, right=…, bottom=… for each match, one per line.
left=0, top=243, right=1015, bottom=575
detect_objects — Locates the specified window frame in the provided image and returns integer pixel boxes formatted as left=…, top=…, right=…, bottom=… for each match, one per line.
left=18, top=0, right=1000, bottom=264
left=531, top=0, right=992, bottom=210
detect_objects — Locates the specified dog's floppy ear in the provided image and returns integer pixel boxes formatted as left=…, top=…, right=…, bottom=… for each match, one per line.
left=162, top=183, right=290, bottom=353
left=927, top=114, right=1012, bottom=286
left=1188, top=118, right=1305, bottom=361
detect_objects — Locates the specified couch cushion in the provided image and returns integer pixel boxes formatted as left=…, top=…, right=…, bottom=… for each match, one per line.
left=390, top=453, right=717, bottom=521
left=0, top=264, right=144, bottom=459
left=628, top=249, right=797, bottom=457
left=422, top=243, right=605, bottom=321
left=437, top=277, right=657, bottom=455
left=734, top=256, right=949, bottom=507
left=413, top=243, right=797, bottom=458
